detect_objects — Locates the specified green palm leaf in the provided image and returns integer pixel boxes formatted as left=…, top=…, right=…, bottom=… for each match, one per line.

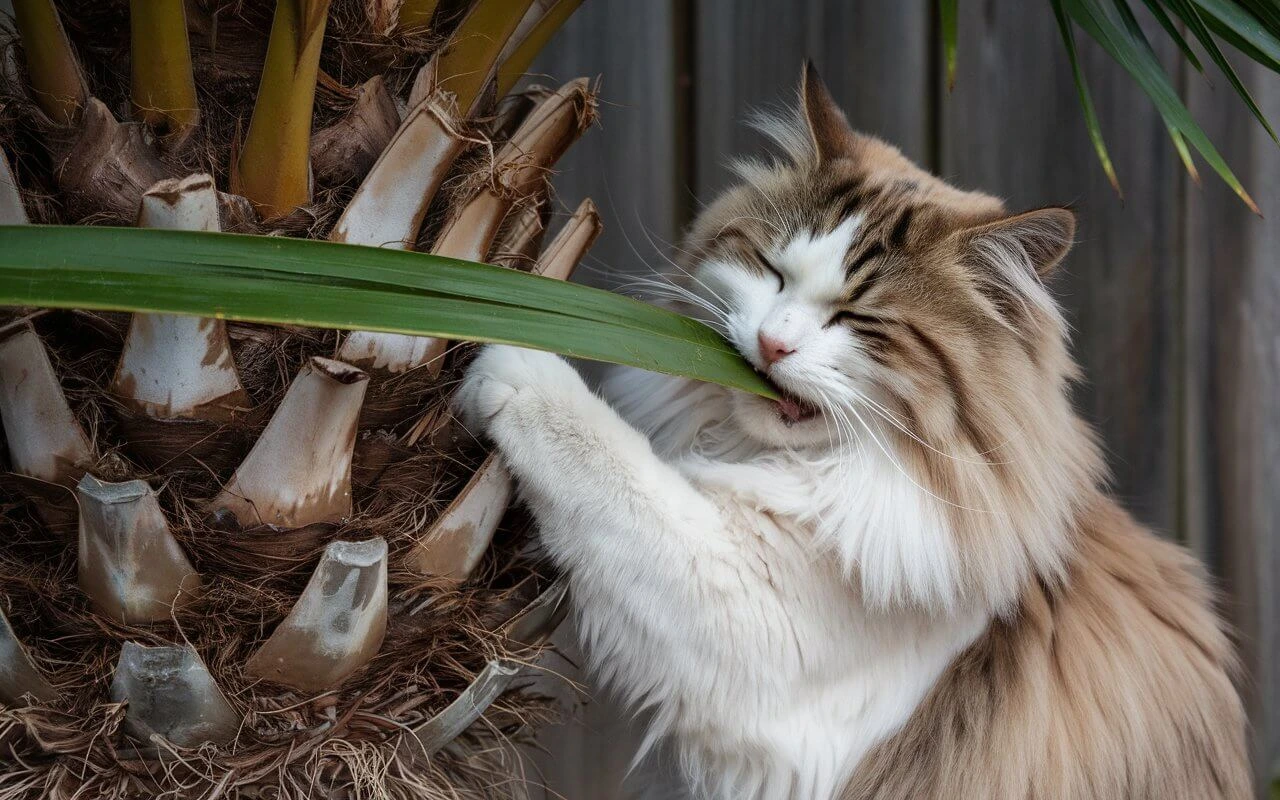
left=1160, top=0, right=1278, bottom=142
left=1192, top=0, right=1280, bottom=73
left=0, top=225, right=777, bottom=398
left=941, top=0, right=959, bottom=90
left=1050, top=0, right=1124, bottom=196
left=941, top=0, right=1279, bottom=210
left=1140, top=0, right=1206, bottom=71
left=1070, top=0, right=1259, bottom=212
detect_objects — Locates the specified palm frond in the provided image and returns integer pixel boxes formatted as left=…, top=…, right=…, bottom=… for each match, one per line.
left=941, top=0, right=1279, bottom=210
left=0, top=225, right=777, bottom=398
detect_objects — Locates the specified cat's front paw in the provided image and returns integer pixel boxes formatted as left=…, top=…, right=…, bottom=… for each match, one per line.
left=454, top=345, right=582, bottom=435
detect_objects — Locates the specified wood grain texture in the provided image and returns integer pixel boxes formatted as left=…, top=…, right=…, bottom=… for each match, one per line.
left=526, top=0, right=681, bottom=291
left=1182, top=61, right=1280, bottom=796
left=940, top=3, right=1183, bottom=535
left=694, top=0, right=933, bottom=197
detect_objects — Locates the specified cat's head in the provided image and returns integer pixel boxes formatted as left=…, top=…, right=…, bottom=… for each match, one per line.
left=664, top=64, right=1108, bottom=611
left=683, top=63, right=1078, bottom=454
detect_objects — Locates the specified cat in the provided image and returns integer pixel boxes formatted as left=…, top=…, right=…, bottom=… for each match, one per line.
left=455, top=63, right=1251, bottom=800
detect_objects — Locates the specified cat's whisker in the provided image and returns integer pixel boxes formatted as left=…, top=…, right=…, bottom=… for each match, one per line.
left=636, top=226, right=740, bottom=312
left=618, top=277, right=734, bottom=334
left=812, top=384, right=859, bottom=466
left=652, top=275, right=735, bottom=327
left=619, top=292, right=732, bottom=338
left=837, top=382, right=1015, bottom=467
left=633, top=221, right=737, bottom=312
left=605, top=194, right=739, bottom=329
left=838, top=396, right=1000, bottom=516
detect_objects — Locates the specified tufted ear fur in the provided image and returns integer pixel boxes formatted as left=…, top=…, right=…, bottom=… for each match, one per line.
left=800, top=60, right=857, bottom=163
left=963, top=207, right=1076, bottom=277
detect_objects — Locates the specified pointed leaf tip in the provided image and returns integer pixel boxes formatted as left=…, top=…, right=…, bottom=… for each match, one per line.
left=939, top=0, right=959, bottom=91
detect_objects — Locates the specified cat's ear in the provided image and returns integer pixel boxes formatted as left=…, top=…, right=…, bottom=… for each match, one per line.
left=800, top=60, right=856, bottom=163
left=962, top=207, right=1076, bottom=277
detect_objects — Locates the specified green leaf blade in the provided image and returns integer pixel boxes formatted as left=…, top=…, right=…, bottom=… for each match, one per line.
left=1140, top=0, right=1206, bottom=71
left=1161, top=0, right=1279, bottom=143
left=0, top=226, right=778, bottom=398
left=1192, top=0, right=1280, bottom=74
left=1064, top=0, right=1260, bottom=213
left=940, top=0, right=959, bottom=90
left=1050, top=0, right=1124, bottom=197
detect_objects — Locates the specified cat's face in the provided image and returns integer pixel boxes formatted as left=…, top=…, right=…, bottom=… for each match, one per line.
left=681, top=65, right=1076, bottom=454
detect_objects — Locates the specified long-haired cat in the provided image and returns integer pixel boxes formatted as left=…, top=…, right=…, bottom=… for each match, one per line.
left=456, top=64, right=1250, bottom=799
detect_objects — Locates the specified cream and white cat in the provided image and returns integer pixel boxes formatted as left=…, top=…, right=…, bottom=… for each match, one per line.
left=456, top=65, right=1249, bottom=799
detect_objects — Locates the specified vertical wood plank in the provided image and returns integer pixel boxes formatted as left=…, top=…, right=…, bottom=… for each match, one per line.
left=528, top=0, right=680, bottom=291
left=694, top=0, right=933, bottom=197
left=940, top=5, right=1183, bottom=535
left=1183, top=65, right=1280, bottom=796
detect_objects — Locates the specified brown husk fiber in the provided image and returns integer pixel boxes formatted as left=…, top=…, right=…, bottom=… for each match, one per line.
left=0, top=1, right=592, bottom=797
left=0, top=313, right=562, bottom=800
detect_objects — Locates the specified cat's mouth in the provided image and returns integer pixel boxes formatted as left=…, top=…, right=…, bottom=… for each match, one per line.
left=775, top=393, right=820, bottom=425
left=753, top=367, right=821, bottom=425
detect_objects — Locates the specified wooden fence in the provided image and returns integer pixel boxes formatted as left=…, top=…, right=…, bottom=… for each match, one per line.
left=532, top=1, right=1278, bottom=797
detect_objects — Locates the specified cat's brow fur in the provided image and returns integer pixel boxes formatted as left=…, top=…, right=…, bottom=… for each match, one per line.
left=458, top=62, right=1250, bottom=799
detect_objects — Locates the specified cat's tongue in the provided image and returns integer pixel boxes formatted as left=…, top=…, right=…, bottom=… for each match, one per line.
left=775, top=394, right=818, bottom=424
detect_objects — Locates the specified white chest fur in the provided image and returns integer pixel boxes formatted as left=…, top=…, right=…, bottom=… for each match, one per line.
left=644, top=460, right=990, bottom=799
left=592, top=367, right=991, bottom=798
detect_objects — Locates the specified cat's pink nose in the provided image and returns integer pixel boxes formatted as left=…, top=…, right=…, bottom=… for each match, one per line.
left=758, top=332, right=796, bottom=366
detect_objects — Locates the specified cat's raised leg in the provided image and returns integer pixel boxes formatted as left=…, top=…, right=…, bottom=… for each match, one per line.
left=455, top=344, right=726, bottom=562
left=454, top=345, right=763, bottom=694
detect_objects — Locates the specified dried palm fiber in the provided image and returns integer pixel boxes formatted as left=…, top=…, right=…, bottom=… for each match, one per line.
left=0, top=0, right=599, bottom=797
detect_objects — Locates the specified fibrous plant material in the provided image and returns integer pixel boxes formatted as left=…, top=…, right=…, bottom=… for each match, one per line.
left=0, top=1, right=593, bottom=796
left=432, top=0, right=536, bottom=116
left=402, top=577, right=568, bottom=757
left=432, top=77, right=595, bottom=261
left=76, top=475, right=202, bottom=624
left=0, top=150, right=28, bottom=225
left=398, top=78, right=596, bottom=376
left=332, top=94, right=466, bottom=374
left=495, top=0, right=586, bottom=97
left=54, top=98, right=169, bottom=222
left=494, top=199, right=547, bottom=269
left=310, top=75, right=401, bottom=187
left=407, top=200, right=601, bottom=580
left=396, top=0, right=441, bottom=33
left=330, top=95, right=464, bottom=251
left=246, top=537, right=388, bottom=691
left=408, top=454, right=512, bottom=579
left=533, top=196, right=601, bottom=281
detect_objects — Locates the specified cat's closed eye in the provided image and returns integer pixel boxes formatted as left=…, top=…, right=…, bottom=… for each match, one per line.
left=753, top=248, right=785, bottom=290
left=825, top=310, right=888, bottom=338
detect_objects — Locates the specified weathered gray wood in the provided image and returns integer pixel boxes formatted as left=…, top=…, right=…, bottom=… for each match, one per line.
left=941, top=6, right=1183, bottom=535
left=528, top=0, right=681, bottom=290
left=1182, top=63, right=1280, bottom=796
left=694, top=0, right=933, bottom=196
